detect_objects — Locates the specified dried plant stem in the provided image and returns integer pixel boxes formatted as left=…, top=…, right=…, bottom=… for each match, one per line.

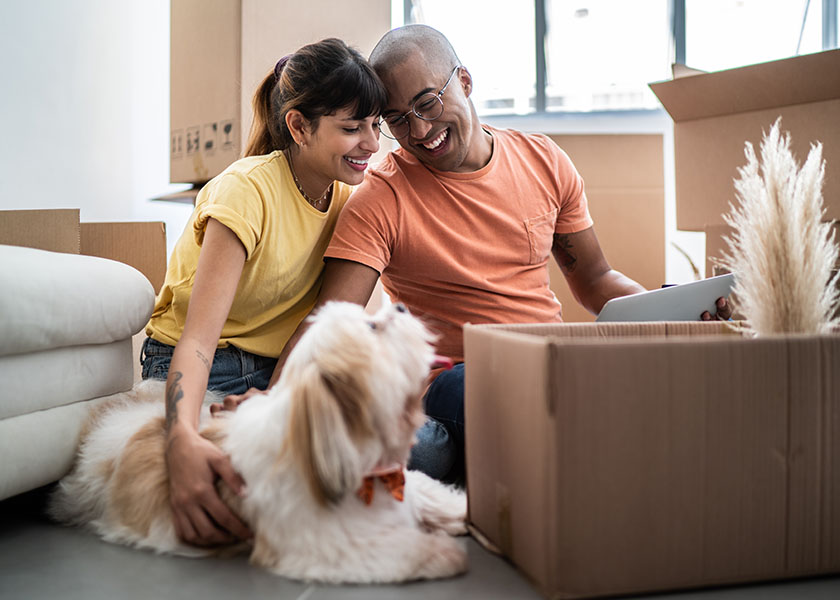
left=720, top=118, right=840, bottom=335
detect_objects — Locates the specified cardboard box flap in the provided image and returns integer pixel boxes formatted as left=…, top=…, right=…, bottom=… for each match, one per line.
left=80, top=222, right=167, bottom=293
left=479, top=320, right=737, bottom=342
left=0, top=209, right=80, bottom=253
left=650, top=49, right=840, bottom=122
left=672, top=63, right=707, bottom=78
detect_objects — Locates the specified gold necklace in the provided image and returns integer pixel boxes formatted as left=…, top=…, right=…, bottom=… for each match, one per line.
left=285, top=150, right=332, bottom=210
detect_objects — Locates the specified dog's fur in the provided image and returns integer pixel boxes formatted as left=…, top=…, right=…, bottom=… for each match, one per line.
left=49, top=302, right=467, bottom=583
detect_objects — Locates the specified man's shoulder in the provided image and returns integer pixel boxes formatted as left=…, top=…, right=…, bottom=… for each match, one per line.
left=486, top=125, right=555, bottom=154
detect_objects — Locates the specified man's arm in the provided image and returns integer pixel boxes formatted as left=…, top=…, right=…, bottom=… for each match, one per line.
left=553, top=226, right=646, bottom=315
left=269, top=258, right=380, bottom=386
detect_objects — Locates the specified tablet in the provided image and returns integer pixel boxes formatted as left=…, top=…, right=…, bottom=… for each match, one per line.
left=595, top=273, right=735, bottom=322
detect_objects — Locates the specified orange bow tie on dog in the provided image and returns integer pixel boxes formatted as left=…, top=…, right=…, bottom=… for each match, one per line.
left=357, top=464, right=405, bottom=505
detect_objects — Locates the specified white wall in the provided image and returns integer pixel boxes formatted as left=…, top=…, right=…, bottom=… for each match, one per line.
left=0, top=0, right=192, bottom=256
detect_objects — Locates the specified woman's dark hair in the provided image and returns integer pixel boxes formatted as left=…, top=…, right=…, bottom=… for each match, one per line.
left=244, top=38, right=387, bottom=157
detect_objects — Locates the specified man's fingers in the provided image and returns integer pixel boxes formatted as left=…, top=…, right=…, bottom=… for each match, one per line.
left=715, top=297, right=733, bottom=320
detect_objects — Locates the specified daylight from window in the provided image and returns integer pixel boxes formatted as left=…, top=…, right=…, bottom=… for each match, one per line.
left=411, top=0, right=828, bottom=116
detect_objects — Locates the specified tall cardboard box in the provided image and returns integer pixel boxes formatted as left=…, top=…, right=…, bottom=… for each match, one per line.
left=649, top=49, right=840, bottom=232
left=464, top=321, right=840, bottom=599
left=170, top=0, right=391, bottom=184
left=547, top=135, right=665, bottom=323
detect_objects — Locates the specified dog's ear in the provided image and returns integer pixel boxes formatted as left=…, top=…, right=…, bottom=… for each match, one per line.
left=284, top=363, right=374, bottom=506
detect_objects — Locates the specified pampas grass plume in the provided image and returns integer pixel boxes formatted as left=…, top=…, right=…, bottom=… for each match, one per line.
left=720, top=118, right=840, bottom=335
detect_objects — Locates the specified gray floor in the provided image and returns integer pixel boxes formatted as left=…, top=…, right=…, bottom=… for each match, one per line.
left=2, top=487, right=840, bottom=600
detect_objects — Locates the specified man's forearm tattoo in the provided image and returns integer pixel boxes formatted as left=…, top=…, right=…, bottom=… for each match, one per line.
left=165, top=371, right=184, bottom=430
left=554, top=234, right=578, bottom=273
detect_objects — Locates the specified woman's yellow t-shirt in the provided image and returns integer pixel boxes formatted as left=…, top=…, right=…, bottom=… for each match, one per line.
left=146, top=151, right=352, bottom=358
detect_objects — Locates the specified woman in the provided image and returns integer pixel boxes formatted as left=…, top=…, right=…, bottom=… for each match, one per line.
left=140, top=38, right=386, bottom=547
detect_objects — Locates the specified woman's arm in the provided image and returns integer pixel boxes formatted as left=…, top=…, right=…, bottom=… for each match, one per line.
left=164, top=217, right=252, bottom=546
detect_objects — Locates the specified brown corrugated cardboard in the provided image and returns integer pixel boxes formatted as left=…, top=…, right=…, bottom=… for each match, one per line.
left=547, top=135, right=665, bottom=323
left=0, top=209, right=167, bottom=293
left=650, top=49, right=840, bottom=232
left=80, top=222, right=167, bottom=293
left=464, top=321, right=840, bottom=599
left=170, top=0, right=391, bottom=184
left=0, top=208, right=80, bottom=253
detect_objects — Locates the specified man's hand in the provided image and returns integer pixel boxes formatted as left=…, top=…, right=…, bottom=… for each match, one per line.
left=165, top=427, right=252, bottom=546
left=209, top=387, right=267, bottom=416
left=701, top=297, right=733, bottom=321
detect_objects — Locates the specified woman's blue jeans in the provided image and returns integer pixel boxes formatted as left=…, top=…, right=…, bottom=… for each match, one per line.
left=140, top=337, right=277, bottom=396
left=408, top=363, right=465, bottom=485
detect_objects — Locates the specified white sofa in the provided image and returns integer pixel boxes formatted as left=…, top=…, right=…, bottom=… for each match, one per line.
left=0, top=244, right=154, bottom=500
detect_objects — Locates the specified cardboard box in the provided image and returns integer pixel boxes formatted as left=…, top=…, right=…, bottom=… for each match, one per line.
left=0, top=208, right=80, bottom=253
left=547, top=135, right=665, bottom=323
left=170, top=0, right=391, bottom=184
left=464, top=321, right=840, bottom=599
left=0, top=209, right=167, bottom=293
left=649, top=49, right=840, bottom=232
left=80, top=222, right=167, bottom=294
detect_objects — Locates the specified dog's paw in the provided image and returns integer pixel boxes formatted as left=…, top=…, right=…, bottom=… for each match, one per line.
left=406, top=471, right=468, bottom=535
left=438, top=514, right=468, bottom=536
left=423, top=489, right=468, bottom=536
left=416, top=534, right=468, bottom=579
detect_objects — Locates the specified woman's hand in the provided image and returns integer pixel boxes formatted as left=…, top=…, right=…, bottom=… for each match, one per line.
left=165, top=425, right=252, bottom=546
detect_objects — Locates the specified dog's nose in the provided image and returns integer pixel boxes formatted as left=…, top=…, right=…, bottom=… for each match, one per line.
left=394, top=303, right=407, bottom=313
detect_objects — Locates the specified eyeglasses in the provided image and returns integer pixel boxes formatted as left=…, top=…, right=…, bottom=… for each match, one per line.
left=380, top=66, right=461, bottom=140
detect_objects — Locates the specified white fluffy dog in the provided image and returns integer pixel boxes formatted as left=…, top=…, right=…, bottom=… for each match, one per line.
left=49, top=301, right=468, bottom=583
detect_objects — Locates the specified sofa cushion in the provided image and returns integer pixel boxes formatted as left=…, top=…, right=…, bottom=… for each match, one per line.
left=0, top=245, right=155, bottom=357
left=0, top=339, right=134, bottom=419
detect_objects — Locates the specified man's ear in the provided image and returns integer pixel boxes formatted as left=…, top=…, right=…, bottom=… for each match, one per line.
left=285, top=109, right=310, bottom=146
left=457, top=66, right=473, bottom=97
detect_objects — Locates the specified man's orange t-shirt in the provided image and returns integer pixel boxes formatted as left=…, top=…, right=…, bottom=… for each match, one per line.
left=325, top=126, right=594, bottom=362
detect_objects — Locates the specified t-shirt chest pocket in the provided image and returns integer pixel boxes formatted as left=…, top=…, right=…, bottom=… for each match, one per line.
left=524, top=208, right=558, bottom=265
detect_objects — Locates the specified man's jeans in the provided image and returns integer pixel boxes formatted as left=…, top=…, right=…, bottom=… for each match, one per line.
left=408, top=363, right=465, bottom=485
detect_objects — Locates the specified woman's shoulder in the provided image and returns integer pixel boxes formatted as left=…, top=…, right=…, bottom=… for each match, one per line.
left=222, top=151, right=285, bottom=179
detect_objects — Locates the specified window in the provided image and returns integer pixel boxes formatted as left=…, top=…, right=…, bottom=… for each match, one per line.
left=405, top=0, right=839, bottom=116
left=545, top=1, right=670, bottom=112
left=685, top=0, right=823, bottom=72
left=406, top=0, right=536, bottom=115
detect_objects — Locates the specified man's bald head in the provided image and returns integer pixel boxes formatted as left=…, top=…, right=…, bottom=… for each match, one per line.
left=370, top=25, right=460, bottom=79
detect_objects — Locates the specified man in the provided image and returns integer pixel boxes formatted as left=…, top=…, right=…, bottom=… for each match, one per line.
left=259, top=24, right=729, bottom=483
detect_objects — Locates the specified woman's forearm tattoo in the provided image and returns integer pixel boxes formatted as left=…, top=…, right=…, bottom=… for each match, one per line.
left=165, top=371, right=184, bottom=430
left=195, top=349, right=210, bottom=371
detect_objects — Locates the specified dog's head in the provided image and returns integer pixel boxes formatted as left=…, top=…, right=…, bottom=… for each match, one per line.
left=279, top=301, right=436, bottom=506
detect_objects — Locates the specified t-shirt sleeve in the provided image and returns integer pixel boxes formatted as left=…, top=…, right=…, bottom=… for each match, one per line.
left=192, top=172, right=264, bottom=260
left=324, top=176, right=397, bottom=273
left=539, top=135, right=593, bottom=234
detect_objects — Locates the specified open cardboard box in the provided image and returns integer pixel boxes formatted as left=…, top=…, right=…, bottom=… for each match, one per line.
left=0, top=209, right=166, bottom=293
left=464, top=321, right=840, bottom=599
left=649, top=49, right=840, bottom=232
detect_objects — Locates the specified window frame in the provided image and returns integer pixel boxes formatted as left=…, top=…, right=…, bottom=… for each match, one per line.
left=405, top=0, right=839, bottom=119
